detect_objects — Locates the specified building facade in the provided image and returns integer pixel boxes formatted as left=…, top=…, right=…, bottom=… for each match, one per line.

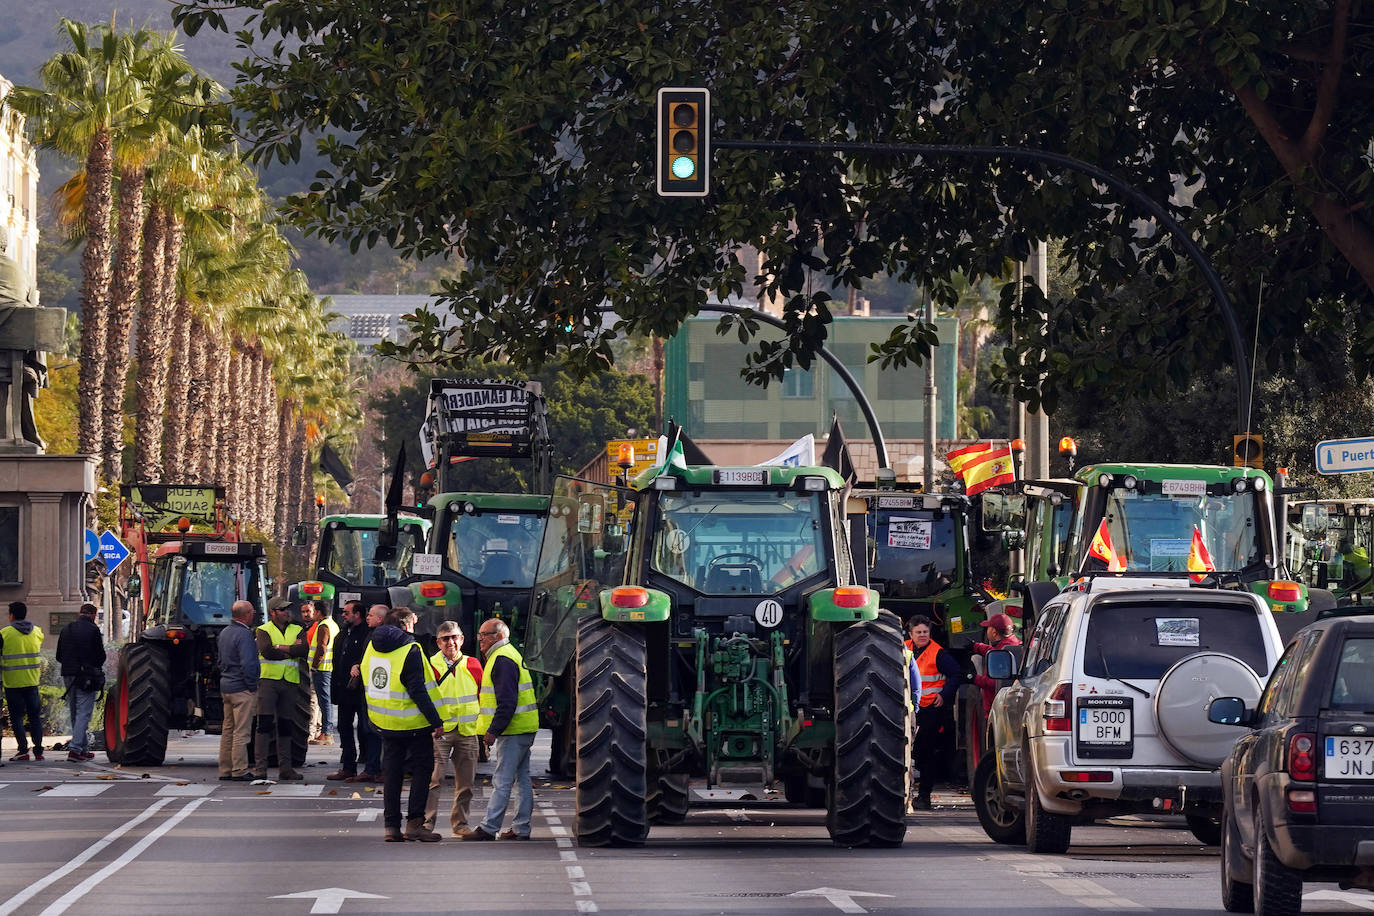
left=663, top=314, right=960, bottom=448
left=0, top=75, right=39, bottom=291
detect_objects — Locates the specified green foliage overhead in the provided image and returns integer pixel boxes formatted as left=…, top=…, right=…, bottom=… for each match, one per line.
left=173, top=0, right=1374, bottom=415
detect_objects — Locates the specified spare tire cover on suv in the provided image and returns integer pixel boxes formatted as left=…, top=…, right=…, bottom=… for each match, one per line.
left=1154, top=652, right=1263, bottom=767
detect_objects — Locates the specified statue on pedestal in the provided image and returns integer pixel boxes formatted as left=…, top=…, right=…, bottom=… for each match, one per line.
left=0, top=227, right=50, bottom=453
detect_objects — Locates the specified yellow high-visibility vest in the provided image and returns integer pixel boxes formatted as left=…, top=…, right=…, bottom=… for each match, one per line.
left=363, top=642, right=441, bottom=732
left=310, top=617, right=339, bottom=672
left=476, top=642, right=538, bottom=736
left=430, top=650, right=481, bottom=736
left=258, top=621, right=303, bottom=684
left=0, top=625, right=44, bottom=688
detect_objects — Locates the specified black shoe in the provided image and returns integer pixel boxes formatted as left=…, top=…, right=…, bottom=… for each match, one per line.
left=913, top=797, right=933, bottom=810
left=460, top=827, right=496, bottom=842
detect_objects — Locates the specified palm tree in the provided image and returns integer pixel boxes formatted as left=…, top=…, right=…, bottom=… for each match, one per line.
left=11, top=20, right=157, bottom=460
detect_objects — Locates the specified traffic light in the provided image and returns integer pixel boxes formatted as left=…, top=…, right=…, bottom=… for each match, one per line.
left=657, top=87, right=709, bottom=197
left=1233, top=433, right=1263, bottom=468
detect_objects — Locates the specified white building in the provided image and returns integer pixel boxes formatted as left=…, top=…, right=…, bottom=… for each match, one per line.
left=0, top=74, right=39, bottom=292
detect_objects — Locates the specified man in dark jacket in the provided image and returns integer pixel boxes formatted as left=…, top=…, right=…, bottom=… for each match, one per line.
left=363, top=608, right=444, bottom=842
left=56, top=602, right=106, bottom=761
left=327, top=601, right=380, bottom=781
left=217, top=600, right=260, bottom=779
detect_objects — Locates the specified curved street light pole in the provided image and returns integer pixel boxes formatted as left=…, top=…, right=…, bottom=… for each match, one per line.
left=600, top=303, right=890, bottom=469
left=713, top=138, right=1252, bottom=433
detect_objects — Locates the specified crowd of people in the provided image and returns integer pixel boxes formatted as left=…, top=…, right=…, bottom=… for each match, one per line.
left=215, top=597, right=539, bottom=843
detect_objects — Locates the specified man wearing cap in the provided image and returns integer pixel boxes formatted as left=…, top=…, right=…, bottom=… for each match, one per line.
left=253, top=597, right=310, bottom=781
left=972, top=611, right=1021, bottom=714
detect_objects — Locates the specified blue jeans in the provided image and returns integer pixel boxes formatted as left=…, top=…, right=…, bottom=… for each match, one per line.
left=311, top=671, right=333, bottom=735
left=63, top=677, right=97, bottom=754
left=480, top=731, right=535, bottom=837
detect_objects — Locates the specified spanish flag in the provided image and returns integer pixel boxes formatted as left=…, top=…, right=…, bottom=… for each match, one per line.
left=1087, top=519, right=1126, bottom=572
left=1188, top=526, right=1215, bottom=583
left=963, top=446, right=1015, bottom=497
left=947, top=442, right=993, bottom=479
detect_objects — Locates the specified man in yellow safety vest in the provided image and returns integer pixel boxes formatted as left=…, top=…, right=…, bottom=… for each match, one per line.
left=307, top=602, right=338, bottom=746
left=462, top=618, right=539, bottom=841
left=2, top=601, right=46, bottom=761
left=253, top=597, right=310, bottom=781
left=424, top=619, right=484, bottom=837
left=362, top=607, right=445, bottom=842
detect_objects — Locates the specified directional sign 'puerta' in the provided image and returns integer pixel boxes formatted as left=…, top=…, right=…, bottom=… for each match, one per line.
left=1315, top=437, right=1374, bottom=475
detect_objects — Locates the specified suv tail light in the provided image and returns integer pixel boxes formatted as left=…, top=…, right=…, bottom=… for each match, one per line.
left=1043, top=683, right=1072, bottom=732
left=1287, top=732, right=1317, bottom=781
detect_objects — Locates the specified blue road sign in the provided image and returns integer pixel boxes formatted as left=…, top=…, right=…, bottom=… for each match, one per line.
left=83, top=528, right=100, bottom=564
left=98, top=530, right=131, bottom=575
left=1315, top=437, right=1374, bottom=475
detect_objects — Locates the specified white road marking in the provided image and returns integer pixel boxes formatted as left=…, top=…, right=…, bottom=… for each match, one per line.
left=542, top=802, right=599, bottom=913
left=155, top=784, right=216, bottom=797
left=243, top=784, right=325, bottom=798
left=39, top=785, right=110, bottom=797
left=0, top=798, right=174, bottom=915
left=269, top=887, right=389, bottom=914
left=788, top=887, right=894, bottom=915
left=39, top=797, right=208, bottom=915
left=566, top=866, right=585, bottom=879
left=1005, top=855, right=1143, bottom=910
left=1305, top=890, right=1374, bottom=910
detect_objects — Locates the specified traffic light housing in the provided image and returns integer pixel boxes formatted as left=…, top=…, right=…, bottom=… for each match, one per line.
left=1233, top=433, right=1263, bottom=468
left=657, top=87, right=709, bottom=197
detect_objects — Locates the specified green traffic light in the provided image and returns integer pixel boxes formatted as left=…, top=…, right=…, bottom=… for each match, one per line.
left=671, top=155, right=696, bottom=179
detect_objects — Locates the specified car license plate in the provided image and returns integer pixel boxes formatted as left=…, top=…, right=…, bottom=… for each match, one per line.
left=1077, top=696, right=1134, bottom=759
left=1325, top=736, right=1374, bottom=780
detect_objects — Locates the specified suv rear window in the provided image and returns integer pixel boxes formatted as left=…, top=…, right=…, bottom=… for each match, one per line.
left=1330, top=638, right=1374, bottom=709
left=1082, top=601, right=1268, bottom=680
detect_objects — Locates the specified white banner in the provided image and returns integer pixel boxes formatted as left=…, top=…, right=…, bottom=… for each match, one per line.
left=756, top=433, right=815, bottom=468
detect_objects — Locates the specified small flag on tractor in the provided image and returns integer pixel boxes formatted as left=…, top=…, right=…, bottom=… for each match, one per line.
left=946, top=441, right=993, bottom=478
left=1087, top=519, right=1126, bottom=572
left=1188, top=526, right=1215, bottom=583
left=962, top=446, right=1015, bottom=497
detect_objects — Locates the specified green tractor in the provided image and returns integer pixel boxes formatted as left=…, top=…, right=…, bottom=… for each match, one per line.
left=1287, top=499, right=1374, bottom=611
left=288, top=513, right=430, bottom=613
left=551, top=460, right=911, bottom=847
left=988, top=463, right=1335, bottom=639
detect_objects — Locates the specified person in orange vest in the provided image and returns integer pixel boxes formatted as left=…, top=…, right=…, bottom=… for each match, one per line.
left=907, top=614, right=961, bottom=810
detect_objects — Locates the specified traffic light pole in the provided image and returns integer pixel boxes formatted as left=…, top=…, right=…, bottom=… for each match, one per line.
left=712, top=137, right=1254, bottom=434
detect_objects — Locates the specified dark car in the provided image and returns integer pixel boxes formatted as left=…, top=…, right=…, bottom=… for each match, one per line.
left=1208, top=615, right=1374, bottom=915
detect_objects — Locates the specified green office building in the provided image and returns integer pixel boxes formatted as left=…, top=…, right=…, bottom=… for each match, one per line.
left=663, top=315, right=960, bottom=443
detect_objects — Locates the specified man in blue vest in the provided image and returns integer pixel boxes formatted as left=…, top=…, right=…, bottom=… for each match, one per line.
left=2, top=601, right=45, bottom=761
left=463, top=618, right=540, bottom=841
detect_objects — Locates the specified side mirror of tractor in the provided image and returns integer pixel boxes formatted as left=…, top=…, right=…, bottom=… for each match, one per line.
left=290, top=523, right=309, bottom=548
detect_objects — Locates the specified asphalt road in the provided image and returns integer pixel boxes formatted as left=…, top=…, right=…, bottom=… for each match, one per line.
left=1, top=731, right=1372, bottom=916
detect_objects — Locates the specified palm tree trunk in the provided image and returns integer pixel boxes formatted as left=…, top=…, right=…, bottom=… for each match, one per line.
left=133, top=209, right=183, bottom=480
left=205, top=345, right=231, bottom=485
left=77, top=127, right=116, bottom=460
left=263, top=372, right=280, bottom=542
left=298, top=419, right=315, bottom=559
left=225, top=343, right=248, bottom=516
left=256, top=355, right=275, bottom=531
left=161, top=292, right=193, bottom=480
left=275, top=400, right=295, bottom=548
left=99, top=167, right=147, bottom=483
left=243, top=346, right=263, bottom=527
left=186, top=314, right=210, bottom=481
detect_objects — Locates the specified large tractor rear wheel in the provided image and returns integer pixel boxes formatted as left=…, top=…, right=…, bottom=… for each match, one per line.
left=830, top=619, right=910, bottom=847
left=575, top=617, right=648, bottom=846
left=647, top=772, right=690, bottom=825
left=104, top=642, right=170, bottom=766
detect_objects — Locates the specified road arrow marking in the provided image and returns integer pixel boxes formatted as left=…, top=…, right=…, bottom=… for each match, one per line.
left=1304, top=890, right=1374, bottom=911
left=270, top=888, right=388, bottom=914
left=788, top=887, right=893, bottom=914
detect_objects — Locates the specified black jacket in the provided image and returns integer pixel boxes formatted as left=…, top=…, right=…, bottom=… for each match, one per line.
left=333, top=622, right=372, bottom=705
left=368, top=625, right=442, bottom=730
left=56, top=616, right=106, bottom=677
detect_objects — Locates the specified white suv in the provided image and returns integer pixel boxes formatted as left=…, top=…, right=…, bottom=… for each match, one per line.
left=974, top=578, right=1284, bottom=854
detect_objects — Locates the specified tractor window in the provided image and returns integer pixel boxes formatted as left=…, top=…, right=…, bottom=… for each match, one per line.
left=650, top=490, right=826, bottom=595
left=322, top=525, right=424, bottom=586
left=868, top=509, right=957, bottom=599
left=447, top=511, right=544, bottom=587
left=1100, top=489, right=1260, bottom=573
left=176, top=559, right=239, bottom=625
